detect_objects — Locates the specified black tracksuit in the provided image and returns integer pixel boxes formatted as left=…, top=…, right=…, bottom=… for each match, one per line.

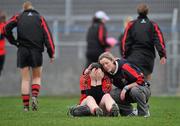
left=108, top=59, right=145, bottom=89
left=120, top=15, right=166, bottom=76
left=86, top=22, right=109, bottom=67
left=4, top=9, right=55, bottom=58
left=108, top=59, right=151, bottom=116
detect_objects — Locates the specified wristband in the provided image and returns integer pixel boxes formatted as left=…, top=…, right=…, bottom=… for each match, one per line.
left=123, top=86, right=129, bottom=91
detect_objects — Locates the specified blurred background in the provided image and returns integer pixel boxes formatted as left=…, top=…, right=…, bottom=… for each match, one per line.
left=0, top=0, right=179, bottom=96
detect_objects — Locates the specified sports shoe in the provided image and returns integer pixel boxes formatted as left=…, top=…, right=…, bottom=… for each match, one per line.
left=127, top=109, right=138, bottom=117
left=144, top=110, right=150, bottom=118
left=67, top=105, right=91, bottom=117
left=110, top=103, right=119, bottom=117
left=24, top=106, right=29, bottom=112
left=129, top=109, right=150, bottom=117
left=67, top=106, right=75, bottom=117
left=94, top=107, right=103, bottom=117
left=32, top=97, right=38, bottom=111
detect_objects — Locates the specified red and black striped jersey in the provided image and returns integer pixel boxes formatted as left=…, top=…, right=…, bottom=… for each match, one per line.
left=79, top=73, right=112, bottom=104
left=108, top=59, right=144, bottom=89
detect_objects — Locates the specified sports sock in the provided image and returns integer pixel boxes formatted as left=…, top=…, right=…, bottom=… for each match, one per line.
left=22, top=94, right=30, bottom=107
left=31, top=84, right=41, bottom=97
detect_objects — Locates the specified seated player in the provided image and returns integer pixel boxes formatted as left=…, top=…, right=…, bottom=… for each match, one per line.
left=68, top=63, right=119, bottom=117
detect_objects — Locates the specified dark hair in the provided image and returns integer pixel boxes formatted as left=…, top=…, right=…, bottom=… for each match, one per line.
left=137, top=3, right=149, bottom=16
left=92, top=17, right=102, bottom=23
left=90, top=62, right=102, bottom=70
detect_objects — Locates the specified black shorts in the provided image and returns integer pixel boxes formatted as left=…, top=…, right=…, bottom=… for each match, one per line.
left=17, top=47, right=43, bottom=68
left=93, top=92, right=105, bottom=105
left=88, top=86, right=105, bottom=105
left=127, top=53, right=154, bottom=76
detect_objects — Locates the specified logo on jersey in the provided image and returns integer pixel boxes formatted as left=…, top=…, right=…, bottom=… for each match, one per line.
left=28, top=12, right=33, bottom=16
left=141, top=19, right=146, bottom=23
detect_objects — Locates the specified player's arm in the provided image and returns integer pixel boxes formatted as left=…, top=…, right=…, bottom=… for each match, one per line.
left=102, top=75, right=112, bottom=93
left=98, top=24, right=110, bottom=47
left=40, top=16, right=55, bottom=59
left=121, top=21, right=134, bottom=58
left=120, top=63, right=144, bottom=100
left=122, top=63, right=144, bottom=86
left=4, top=14, right=19, bottom=46
left=152, top=22, right=166, bottom=60
left=0, top=23, right=5, bottom=39
left=79, top=74, right=92, bottom=95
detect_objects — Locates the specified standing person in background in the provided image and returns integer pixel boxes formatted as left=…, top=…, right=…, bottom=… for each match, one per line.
left=86, top=10, right=111, bottom=67
left=0, top=10, right=6, bottom=77
left=120, top=3, right=166, bottom=81
left=4, top=1, right=55, bottom=111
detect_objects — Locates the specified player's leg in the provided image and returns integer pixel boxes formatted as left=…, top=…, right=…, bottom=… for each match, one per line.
left=81, top=96, right=103, bottom=116
left=20, top=67, right=31, bottom=111
left=31, top=66, right=42, bottom=111
left=110, top=88, right=134, bottom=116
left=17, top=47, right=31, bottom=111
left=129, top=86, right=151, bottom=117
left=30, top=50, right=43, bottom=111
left=99, top=93, right=119, bottom=116
left=68, top=104, right=91, bottom=117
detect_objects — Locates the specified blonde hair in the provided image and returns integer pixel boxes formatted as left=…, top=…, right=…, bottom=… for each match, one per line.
left=123, top=16, right=133, bottom=28
left=23, top=1, right=33, bottom=10
left=98, top=52, right=115, bottom=62
left=137, top=3, right=149, bottom=16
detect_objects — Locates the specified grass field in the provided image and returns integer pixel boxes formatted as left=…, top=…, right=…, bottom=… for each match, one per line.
left=0, top=96, right=180, bottom=126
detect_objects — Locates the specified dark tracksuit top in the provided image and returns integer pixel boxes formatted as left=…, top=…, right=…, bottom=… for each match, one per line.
left=0, top=22, right=6, bottom=56
left=4, top=9, right=55, bottom=58
left=107, top=59, right=144, bottom=90
left=120, top=15, right=166, bottom=75
left=0, top=22, right=6, bottom=73
left=86, top=22, right=110, bottom=63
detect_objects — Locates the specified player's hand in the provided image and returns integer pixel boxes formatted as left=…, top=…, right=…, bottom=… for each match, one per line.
left=89, top=68, right=96, bottom=81
left=84, top=68, right=90, bottom=75
left=160, top=57, right=166, bottom=65
left=95, top=68, right=104, bottom=81
left=50, top=57, right=55, bottom=63
left=120, top=89, right=127, bottom=101
left=84, top=64, right=92, bottom=74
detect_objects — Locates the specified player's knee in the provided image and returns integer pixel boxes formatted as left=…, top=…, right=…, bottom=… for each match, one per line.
left=86, top=96, right=94, bottom=101
left=110, top=88, right=119, bottom=99
left=102, top=93, right=111, bottom=99
left=130, top=87, right=141, bottom=96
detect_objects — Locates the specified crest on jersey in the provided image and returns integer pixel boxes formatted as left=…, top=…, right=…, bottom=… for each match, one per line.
left=141, top=19, right=146, bottom=23
left=28, top=12, right=33, bottom=16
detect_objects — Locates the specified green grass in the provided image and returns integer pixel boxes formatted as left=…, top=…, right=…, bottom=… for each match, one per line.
left=0, top=96, right=180, bottom=126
